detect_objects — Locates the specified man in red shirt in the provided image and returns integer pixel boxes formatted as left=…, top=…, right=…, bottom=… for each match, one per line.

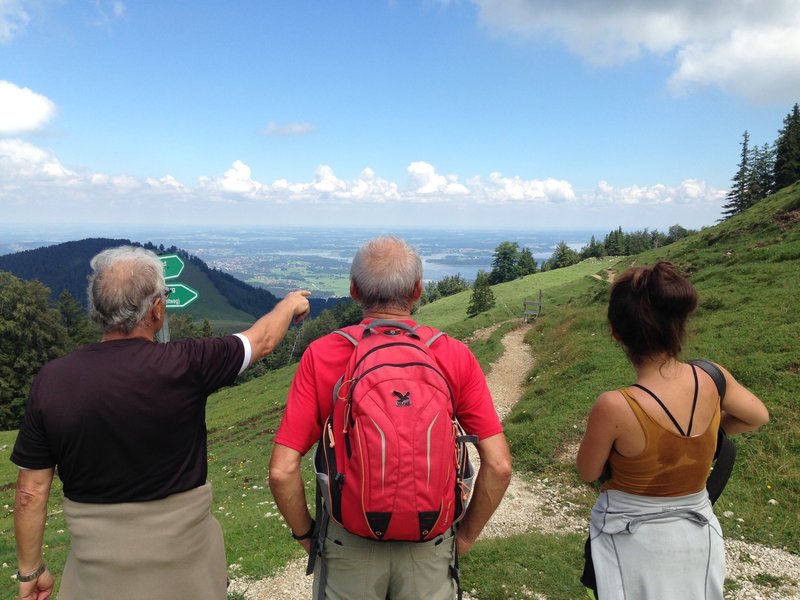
left=269, top=235, right=512, bottom=600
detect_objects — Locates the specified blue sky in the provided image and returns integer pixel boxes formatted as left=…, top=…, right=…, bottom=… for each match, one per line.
left=2, top=0, right=800, bottom=232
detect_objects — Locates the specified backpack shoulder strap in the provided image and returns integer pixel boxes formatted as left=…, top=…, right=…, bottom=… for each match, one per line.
left=689, top=358, right=734, bottom=505
left=689, top=359, right=726, bottom=400
left=361, top=319, right=421, bottom=339
left=332, top=328, right=360, bottom=347
left=706, top=429, right=736, bottom=505
left=331, top=327, right=362, bottom=404
left=426, top=330, right=446, bottom=347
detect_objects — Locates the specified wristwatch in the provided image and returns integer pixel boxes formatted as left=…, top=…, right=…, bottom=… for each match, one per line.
left=291, top=519, right=316, bottom=541
left=16, top=563, right=46, bottom=582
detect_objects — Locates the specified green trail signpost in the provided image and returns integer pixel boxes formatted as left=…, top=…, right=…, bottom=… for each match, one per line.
left=165, top=283, right=199, bottom=309
left=158, top=253, right=200, bottom=342
left=160, top=254, right=184, bottom=280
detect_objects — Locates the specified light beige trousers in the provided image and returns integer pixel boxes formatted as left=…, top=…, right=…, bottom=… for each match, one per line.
left=60, top=482, right=227, bottom=600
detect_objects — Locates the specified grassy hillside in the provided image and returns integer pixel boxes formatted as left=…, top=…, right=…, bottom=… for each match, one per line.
left=437, top=185, right=799, bottom=598
left=0, top=186, right=797, bottom=599
left=172, top=256, right=257, bottom=323
left=504, top=184, right=799, bottom=523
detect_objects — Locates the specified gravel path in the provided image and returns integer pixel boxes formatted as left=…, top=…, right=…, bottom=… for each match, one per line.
left=230, top=324, right=799, bottom=599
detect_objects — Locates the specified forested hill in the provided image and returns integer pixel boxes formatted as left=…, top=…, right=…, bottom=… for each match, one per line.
left=0, top=238, right=339, bottom=319
left=0, top=238, right=129, bottom=305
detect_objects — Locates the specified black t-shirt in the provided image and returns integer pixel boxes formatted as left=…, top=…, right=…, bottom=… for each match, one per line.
left=11, top=336, right=245, bottom=503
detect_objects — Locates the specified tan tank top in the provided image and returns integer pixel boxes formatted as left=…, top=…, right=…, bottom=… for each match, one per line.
left=602, top=381, right=720, bottom=497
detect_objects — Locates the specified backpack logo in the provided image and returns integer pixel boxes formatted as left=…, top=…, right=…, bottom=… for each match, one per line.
left=393, top=390, right=411, bottom=407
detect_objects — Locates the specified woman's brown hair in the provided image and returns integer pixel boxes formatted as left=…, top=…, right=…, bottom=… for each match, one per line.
left=607, top=261, right=698, bottom=365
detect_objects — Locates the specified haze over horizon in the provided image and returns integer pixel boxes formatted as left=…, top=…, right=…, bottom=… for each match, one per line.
left=3, top=1, right=800, bottom=231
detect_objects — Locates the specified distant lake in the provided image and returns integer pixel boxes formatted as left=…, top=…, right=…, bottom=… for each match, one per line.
left=0, top=225, right=603, bottom=297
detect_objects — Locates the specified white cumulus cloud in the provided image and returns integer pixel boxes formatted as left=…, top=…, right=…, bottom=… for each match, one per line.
left=469, top=0, right=800, bottom=104
left=0, top=138, right=73, bottom=179
left=407, top=161, right=469, bottom=196
left=479, top=172, right=575, bottom=203
left=0, top=139, right=729, bottom=229
left=669, top=25, right=800, bottom=103
left=146, top=174, right=186, bottom=191
left=312, top=164, right=347, bottom=194
left=585, top=179, right=725, bottom=207
left=0, top=80, right=57, bottom=134
left=348, top=168, right=399, bottom=201
left=198, top=160, right=263, bottom=195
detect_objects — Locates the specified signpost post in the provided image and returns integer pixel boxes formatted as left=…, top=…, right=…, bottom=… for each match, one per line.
left=157, top=253, right=199, bottom=342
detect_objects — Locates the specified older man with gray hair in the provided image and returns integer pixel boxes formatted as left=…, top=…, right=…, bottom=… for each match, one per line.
left=12, top=245, right=310, bottom=600
left=270, top=236, right=512, bottom=600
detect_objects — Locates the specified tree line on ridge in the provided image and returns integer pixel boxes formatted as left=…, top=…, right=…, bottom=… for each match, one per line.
left=722, top=102, right=800, bottom=219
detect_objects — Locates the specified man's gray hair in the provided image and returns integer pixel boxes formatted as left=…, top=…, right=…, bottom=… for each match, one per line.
left=350, top=236, right=422, bottom=313
left=88, top=246, right=166, bottom=334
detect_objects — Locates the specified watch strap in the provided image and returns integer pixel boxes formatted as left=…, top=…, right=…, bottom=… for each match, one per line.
left=291, top=519, right=315, bottom=541
left=16, top=563, right=46, bottom=582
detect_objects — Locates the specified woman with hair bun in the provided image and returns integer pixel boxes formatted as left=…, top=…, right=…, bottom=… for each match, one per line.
left=577, top=261, right=769, bottom=600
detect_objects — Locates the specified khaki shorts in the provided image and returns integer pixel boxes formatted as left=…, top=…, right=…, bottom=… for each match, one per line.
left=313, top=520, right=457, bottom=600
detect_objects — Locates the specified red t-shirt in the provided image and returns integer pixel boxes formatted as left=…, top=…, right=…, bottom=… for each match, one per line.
left=275, top=320, right=503, bottom=455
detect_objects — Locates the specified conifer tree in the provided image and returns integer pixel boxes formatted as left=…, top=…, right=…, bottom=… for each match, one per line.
left=489, top=241, right=521, bottom=284
left=436, top=274, right=470, bottom=298
left=201, top=319, right=214, bottom=337
left=603, top=227, right=625, bottom=255
left=774, top=103, right=800, bottom=190
left=580, top=235, right=606, bottom=259
left=548, top=242, right=581, bottom=270
left=518, top=247, right=537, bottom=276
left=57, top=289, right=98, bottom=349
left=467, top=270, right=495, bottom=317
left=421, top=281, right=440, bottom=305
left=721, top=130, right=751, bottom=220
left=747, top=142, right=776, bottom=203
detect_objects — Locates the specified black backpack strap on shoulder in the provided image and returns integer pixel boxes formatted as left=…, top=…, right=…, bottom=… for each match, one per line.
left=689, top=359, right=734, bottom=505
left=689, top=359, right=726, bottom=400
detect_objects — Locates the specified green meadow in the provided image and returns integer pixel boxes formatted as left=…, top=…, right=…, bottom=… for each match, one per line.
left=0, top=184, right=797, bottom=599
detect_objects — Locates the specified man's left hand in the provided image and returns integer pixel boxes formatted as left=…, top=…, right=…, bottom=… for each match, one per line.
left=18, top=567, right=54, bottom=600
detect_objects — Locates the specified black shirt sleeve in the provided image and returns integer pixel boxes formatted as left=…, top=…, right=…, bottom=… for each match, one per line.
left=11, top=373, right=56, bottom=469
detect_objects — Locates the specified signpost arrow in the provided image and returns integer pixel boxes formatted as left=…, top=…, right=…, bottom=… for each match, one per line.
left=157, top=253, right=199, bottom=342
left=165, top=283, right=199, bottom=309
left=160, top=254, right=184, bottom=280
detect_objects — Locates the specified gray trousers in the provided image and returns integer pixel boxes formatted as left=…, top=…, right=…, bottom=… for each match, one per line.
left=313, top=520, right=457, bottom=600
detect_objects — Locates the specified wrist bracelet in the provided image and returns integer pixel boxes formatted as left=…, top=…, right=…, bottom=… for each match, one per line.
left=291, top=518, right=315, bottom=541
left=16, top=563, right=46, bottom=582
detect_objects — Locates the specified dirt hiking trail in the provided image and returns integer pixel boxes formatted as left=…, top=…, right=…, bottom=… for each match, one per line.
left=230, top=324, right=799, bottom=599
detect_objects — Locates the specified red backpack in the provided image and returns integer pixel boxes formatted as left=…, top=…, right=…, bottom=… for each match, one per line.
left=313, top=320, right=476, bottom=542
